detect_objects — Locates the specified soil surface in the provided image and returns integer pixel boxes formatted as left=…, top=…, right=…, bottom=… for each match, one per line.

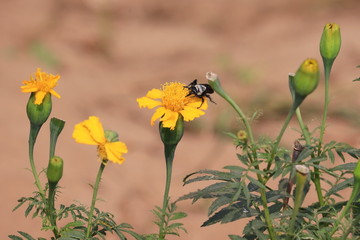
left=1, top=0, right=360, bottom=239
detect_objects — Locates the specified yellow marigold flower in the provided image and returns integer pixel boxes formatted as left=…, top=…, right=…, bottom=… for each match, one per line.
left=136, top=82, right=208, bottom=130
left=21, top=68, right=61, bottom=105
left=72, top=116, right=128, bottom=164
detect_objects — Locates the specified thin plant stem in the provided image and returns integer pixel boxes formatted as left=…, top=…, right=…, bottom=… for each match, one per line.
left=158, top=144, right=176, bottom=239
left=86, top=161, right=106, bottom=238
left=48, top=182, right=59, bottom=238
left=295, top=108, right=324, bottom=205
left=318, top=59, right=333, bottom=153
left=267, top=103, right=297, bottom=169
left=295, top=108, right=311, bottom=144
left=216, top=91, right=277, bottom=239
left=315, top=59, right=334, bottom=206
left=29, top=124, right=45, bottom=199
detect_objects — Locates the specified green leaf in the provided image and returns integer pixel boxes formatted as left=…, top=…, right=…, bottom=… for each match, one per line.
left=18, top=232, right=36, bottom=240
left=325, top=178, right=353, bottom=197
left=170, top=212, right=187, bottom=221
left=8, top=235, right=23, bottom=240
left=228, top=235, right=246, bottom=240
left=330, top=162, right=357, bottom=172
left=246, top=175, right=265, bottom=190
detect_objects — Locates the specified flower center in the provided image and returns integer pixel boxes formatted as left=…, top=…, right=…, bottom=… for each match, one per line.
left=161, top=82, right=190, bottom=112
left=97, top=144, right=107, bottom=160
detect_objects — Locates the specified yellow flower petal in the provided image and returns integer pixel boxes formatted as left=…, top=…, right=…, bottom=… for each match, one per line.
left=34, top=91, right=47, bottom=105
left=137, top=97, right=162, bottom=109
left=72, top=123, right=99, bottom=145
left=161, top=109, right=179, bottom=130
left=72, top=116, right=106, bottom=145
left=146, top=88, right=164, bottom=99
left=137, top=82, right=211, bottom=129
left=180, top=106, right=205, bottom=121
left=104, top=141, right=128, bottom=164
left=21, top=68, right=61, bottom=104
left=151, top=107, right=166, bottom=126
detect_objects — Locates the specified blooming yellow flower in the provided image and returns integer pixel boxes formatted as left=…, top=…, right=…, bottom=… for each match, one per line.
left=136, top=82, right=208, bottom=130
left=72, top=116, right=128, bottom=164
left=21, top=68, right=61, bottom=105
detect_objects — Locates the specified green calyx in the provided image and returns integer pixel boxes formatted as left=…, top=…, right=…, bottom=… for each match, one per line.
left=47, top=156, right=64, bottom=184
left=159, top=116, right=184, bottom=146
left=27, top=92, right=52, bottom=126
left=105, top=130, right=119, bottom=142
left=293, top=59, right=320, bottom=97
left=320, top=23, right=341, bottom=62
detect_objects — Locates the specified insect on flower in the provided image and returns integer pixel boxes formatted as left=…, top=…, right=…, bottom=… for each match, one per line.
left=185, top=79, right=216, bottom=108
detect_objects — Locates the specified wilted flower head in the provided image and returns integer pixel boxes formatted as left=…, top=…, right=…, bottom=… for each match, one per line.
left=72, top=116, right=128, bottom=164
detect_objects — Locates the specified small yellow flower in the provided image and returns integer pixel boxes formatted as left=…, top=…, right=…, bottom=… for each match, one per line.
left=136, top=82, right=208, bottom=130
left=21, top=68, right=61, bottom=105
left=72, top=116, right=128, bottom=164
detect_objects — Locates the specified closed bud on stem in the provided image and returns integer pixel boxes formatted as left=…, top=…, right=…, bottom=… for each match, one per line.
left=294, top=59, right=320, bottom=97
left=320, top=23, right=341, bottom=62
left=159, top=116, right=184, bottom=146
left=47, top=156, right=64, bottom=184
left=27, top=92, right=52, bottom=126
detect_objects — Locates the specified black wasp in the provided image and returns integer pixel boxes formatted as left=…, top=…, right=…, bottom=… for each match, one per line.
left=185, top=79, right=216, bottom=108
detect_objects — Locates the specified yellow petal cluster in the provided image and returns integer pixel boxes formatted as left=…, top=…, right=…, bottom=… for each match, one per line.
left=72, top=116, right=128, bottom=164
left=21, top=68, right=61, bottom=105
left=136, top=82, right=208, bottom=130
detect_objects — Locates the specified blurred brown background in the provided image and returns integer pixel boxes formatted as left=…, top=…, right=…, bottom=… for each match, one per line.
left=1, top=0, right=360, bottom=239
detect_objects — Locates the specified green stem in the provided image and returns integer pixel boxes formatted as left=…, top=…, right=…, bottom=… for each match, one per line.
left=211, top=82, right=277, bottom=239
left=295, top=108, right=324, bottom=205
left=158, top=144, right=176, bottom=239
left=288, top=171, right=308, bottom=237
left=29, top=124, right=45, bottom=199
left=295, top=108, right=311, bottom=144
left=318, top=59, right=333, bottom=154
left=267, top=103, right=298, bottom=169
left=86, top=161, right=106, bottom=238
left=48, top=182, right=59, bottom=238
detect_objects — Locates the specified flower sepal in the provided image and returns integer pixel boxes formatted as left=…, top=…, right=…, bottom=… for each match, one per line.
left=159, top=115, right=184, bottom=146
left=27, top=92, right=52, bottom=126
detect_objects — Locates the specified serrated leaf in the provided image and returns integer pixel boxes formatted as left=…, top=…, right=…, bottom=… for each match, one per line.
left=296, top=147, right=314, bottom=162
left=18, top=231, right=35, bottom=240
left=208, top=196, right=232, bottom=216
left=24, top=204, right=34, bottom=217
left=202, top=202, right=258, bottom=226
left=325, top=178, right=353, bottom=197
left=328, top=150, right=335, bottom=164
left=246, top=175, right=265, bottom=190
left=8, top=235, right=23, bottom=240
left=170, top=212, right=187, bottom=221
left=228, top=235, right=246, bottom=240
left=330, top=162, right=357, bottom=172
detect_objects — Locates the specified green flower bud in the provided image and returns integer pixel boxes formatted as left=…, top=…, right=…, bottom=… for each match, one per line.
left=105, top=130, right=119, bottom=142
left=320, top=23, right=341, bottom=61
left=159, top=115, right=184, bottom=146
left=27, top=92, right=52, bottom=126
left=293, top=59, right=320, bottom=97
left=47, top=156, right=64, bottom=184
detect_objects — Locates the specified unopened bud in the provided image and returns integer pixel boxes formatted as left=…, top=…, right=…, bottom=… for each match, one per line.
left=47, top=156, right=64, bottom=184
left=320, top=23, right=341, bottom=62
left=293, top=59, right=320, bottom=97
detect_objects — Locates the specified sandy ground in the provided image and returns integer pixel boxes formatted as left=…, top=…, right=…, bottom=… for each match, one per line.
left=1, top=0, right=360, bottom=239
